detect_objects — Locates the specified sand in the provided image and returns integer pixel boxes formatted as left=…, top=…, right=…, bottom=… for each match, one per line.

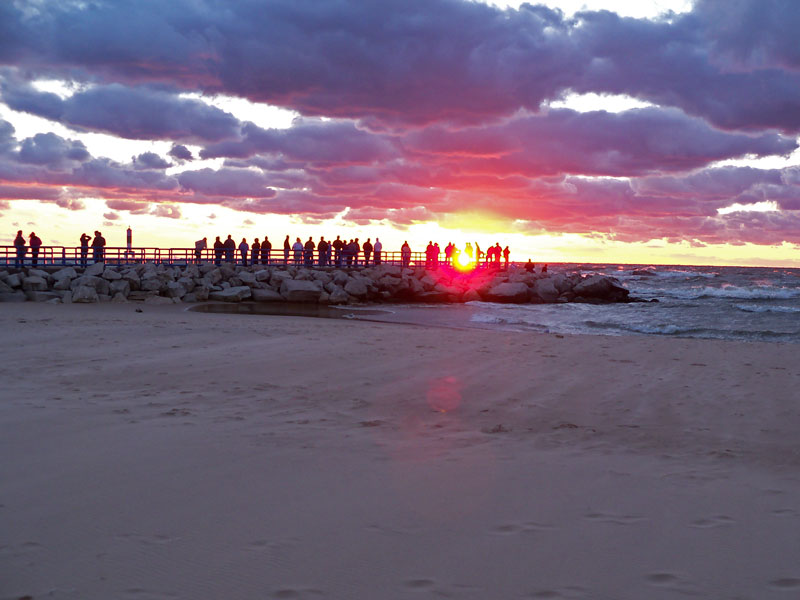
left=2, top=302, right=800, bottom=600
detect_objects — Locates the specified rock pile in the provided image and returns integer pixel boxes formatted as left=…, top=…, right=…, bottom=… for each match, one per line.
left=0, top=262, right=641, bottom=305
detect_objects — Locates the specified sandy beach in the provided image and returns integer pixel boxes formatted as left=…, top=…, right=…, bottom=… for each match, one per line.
left=2, top=302, right=800, bottom=600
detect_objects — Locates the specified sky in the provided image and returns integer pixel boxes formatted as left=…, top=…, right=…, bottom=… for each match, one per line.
left=1, top=0, right=800, bottom=266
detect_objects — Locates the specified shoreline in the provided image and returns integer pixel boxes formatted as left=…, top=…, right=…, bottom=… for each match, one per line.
left=3, top=302, right=800, bottom=599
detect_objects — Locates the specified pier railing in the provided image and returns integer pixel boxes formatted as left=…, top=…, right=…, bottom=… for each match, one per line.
left=1, top=246, right=511, bottom=270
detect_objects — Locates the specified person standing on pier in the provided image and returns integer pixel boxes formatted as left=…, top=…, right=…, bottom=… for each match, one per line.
left=91, top=231, right=106, bottom=263
left=303, top=237, right=315, bottom=266
left=318, top=237, right=329, bottom=266
left=213, top=236, right=223, bottom=266
left=239, top=238, right=249, bottom=267
left=251, top=238, right=260, bottom=267
left=194, top=237, right=207, bottom=264
left=363, top=238, right=373, bottom=265
left=284, top=235, right=291, bottom=264
left=401, top=241, right=411, bottom=268
left=261, top=236, right=271, bottom=265
left=13, top=230, right=26, bottom=268
left=333, top=236, right=344, bottom=267
left=79, top=233, right=91, bottom=267
left=373, top=238, right=382, bottom=265
left=503, top=246, right=510, bottom=269
left=29, top=232, right=42, bottom=267
left=223, top=235, right=235, bottom=263
left=292, top=237, right=303, bottom=265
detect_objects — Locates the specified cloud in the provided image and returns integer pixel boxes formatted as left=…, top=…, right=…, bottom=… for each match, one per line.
left=17, top=132, right=90, bottom=168
left=103, top=211, right=120, bottom=220
left=133, top=152, right=171, bottom=170
left=1, top=79, right=242, bottom=142
left=151, top=204, right=181, bottom=219
left=168, top=144, right=193, bottom=162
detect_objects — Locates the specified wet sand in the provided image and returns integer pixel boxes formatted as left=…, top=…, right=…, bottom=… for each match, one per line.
left=2, top=302, right=800, bottom=599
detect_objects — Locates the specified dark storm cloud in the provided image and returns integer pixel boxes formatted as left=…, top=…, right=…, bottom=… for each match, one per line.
left=3, top=0, right=800, bottom=131
left=133, top=152, right=171, bottom=170
left=168, top=144, right=194, bottom=162
left=0, top=79, right=242, bottom=142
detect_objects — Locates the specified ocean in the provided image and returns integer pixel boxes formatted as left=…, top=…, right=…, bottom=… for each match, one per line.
left=355, top=264, right=800, bottom=344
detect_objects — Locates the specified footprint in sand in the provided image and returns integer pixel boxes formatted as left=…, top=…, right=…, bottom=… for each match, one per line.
left=769, top=578, right=800, bottom=590
left=491, top=521, right=554, bottom=535
left=584, top=512, right=647, bottom=525
left=690, top=515, right=734, bottom=528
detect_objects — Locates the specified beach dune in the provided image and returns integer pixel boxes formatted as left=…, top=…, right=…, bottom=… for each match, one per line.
left=2, top=302, right=800, bottom=599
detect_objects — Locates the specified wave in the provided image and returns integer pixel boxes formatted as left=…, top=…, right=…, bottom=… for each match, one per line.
left=647, top=285, right=800, bottom=300
left=734, top=304, right=800, bottom=314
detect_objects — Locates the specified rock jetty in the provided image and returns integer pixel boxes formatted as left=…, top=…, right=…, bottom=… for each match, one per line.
left=0, top=262, right=643, bottom=305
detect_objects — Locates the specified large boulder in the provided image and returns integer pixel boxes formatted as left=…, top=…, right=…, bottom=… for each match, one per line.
left=573, top=275, right=629, bottom=301
left=4, top=273, right=22, bottom=288
left=280, top=279, right=322, bottom=303
left=72, top=285, right=99, bottom=303
left=483, top=281, right=530, bottom=303
left=344, top=279, right=368, bottom=298
left=254, top=269, right=272, bottom=282
left=27, top=268, right=51, bottom=280
left=102, top=267, right=122, bottom=280
left=463, top=288, right=482, bottom=302
left=328, top=287, right=350, bottom=305
left=109, top=280, right=131, bottom=297
left=0, top=291, right=26, bottom=302
left=71, top=275, right=110, bottom=296
left=270, top=270, right=293, bottom=288
left=251, top=288, right=283, bottom=302
left=238, top=270, right=256, bottom=285
left=22, top=276, right=48, bottom=291
left=52, top=266, right=77, bottom=282
left=24, top=290, right=60, bottom=302
left=84, top=262, right=105, bottom=277
left=209, top=286, right=252, bottom=302
left=164, top=281, right=187, bottom=298
left=533, top=278, right=559, bottom=303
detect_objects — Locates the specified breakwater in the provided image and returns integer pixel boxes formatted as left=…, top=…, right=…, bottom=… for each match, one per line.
left=0, top=262, right=641, bottom=305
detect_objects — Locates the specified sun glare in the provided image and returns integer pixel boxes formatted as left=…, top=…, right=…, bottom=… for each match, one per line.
left=454, top=249, right=477, bottom=272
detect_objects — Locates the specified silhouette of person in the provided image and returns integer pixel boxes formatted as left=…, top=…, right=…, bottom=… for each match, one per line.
left=425, top=241, right=433, bottom=268
left=91, top=231, right=106, bottom=263
left=401, top=241, right=411, bottom=268
left=352, top=238, right=360, bottom=267
left=213, top=236, right=223, bottom=266
left=194, top=237, right=207, bottom=264
left=525, top=259, right=535, bottom=273
left=284, top=235, right=291, bottom=264
left=502, top=246, right=510, bottom=268
left=292, top=237, right=303, bottom=265
left=541, top=264, right=548, bottom=273
left=261, top=236, right=271, bottom=265
left=445, top=242, right=454, bottom=265
left=29, top=232, right=42, bottom=267
left=373, top=238, right=382, bottom=265
left=252, top=238, right=260, bottom=266
left=433, top=242, right=440, bottom=268
left=239, top=238, right=249, bottom=267
left=79, top=233, right=91, bottom=267
left=333, top=236, right=344, bottom=267
left=223, top=234, right=235, bottom=263
left=13, top=230, right=26, bottom=268
left=318, top=237, right=329, bottom=266
left=303, top=237, right=315, bottom=266
left=363, top=238, right=373, bottom=265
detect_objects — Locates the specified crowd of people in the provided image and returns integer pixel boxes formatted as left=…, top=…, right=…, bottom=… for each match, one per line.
left=196, top=234, right=513, bottom=270
left=8, top=229, right=519, bottom=271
